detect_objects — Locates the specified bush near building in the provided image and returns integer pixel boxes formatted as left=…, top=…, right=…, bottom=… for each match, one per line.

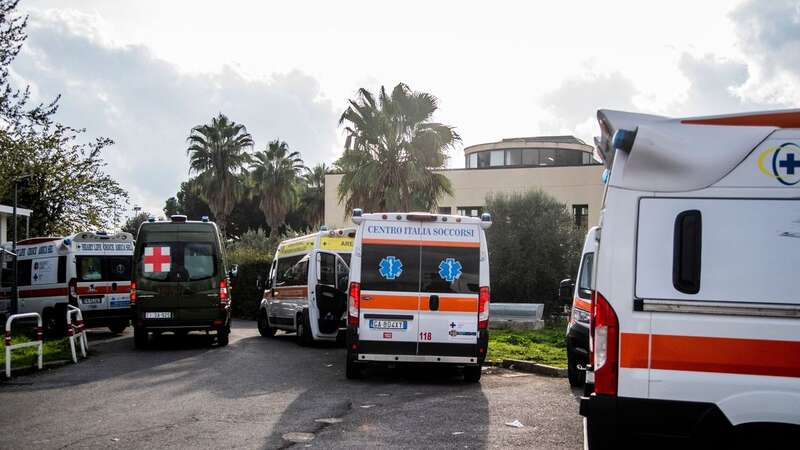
left=226, top=229, right=274, bottom=320
left=485, top=190, right=584, bottom=315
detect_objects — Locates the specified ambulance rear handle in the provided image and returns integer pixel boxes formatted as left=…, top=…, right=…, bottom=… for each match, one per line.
left=429, top=295, right=439, bottom=311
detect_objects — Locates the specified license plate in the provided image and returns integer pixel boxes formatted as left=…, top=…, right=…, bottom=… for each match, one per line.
left=109, top=296, right=130, bottom=308
left=81, top=297, right=103, bottom=305
left=369, top=319, right=407, bottom=330
left=145, top=312, right=173, bottom=319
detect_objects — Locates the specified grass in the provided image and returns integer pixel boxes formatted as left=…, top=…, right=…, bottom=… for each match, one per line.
left=487, top=322, right=568, bottom=368
left=0, top=335, right=74, bottom=372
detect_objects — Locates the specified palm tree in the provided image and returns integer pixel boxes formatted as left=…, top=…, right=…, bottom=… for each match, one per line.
left=186, top=113, right=253, bottom=237
left=336, top=83, right=458, bottom=214
left=300, top=163, right=328, bottom=230
left=250, top=139, right=305, bottom=238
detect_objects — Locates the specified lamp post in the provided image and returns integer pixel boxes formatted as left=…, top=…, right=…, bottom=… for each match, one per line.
left=11, top=174, right=32, bottom=316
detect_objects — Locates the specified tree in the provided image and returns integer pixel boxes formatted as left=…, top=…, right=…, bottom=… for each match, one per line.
left=163, top=197, right=179, bottom=218
left=122, top=212, right=150, bottom=238
left=186, top=113, right=253, bottom=237
left=485, top=190, right=584, bottom=314
left=336, top=83, right=457, bottom=214
left=249, top=139, right=304, bottom=238
left=299, top=163, right=327, bottom=229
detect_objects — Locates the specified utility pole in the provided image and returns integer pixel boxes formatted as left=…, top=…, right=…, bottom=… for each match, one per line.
left=11, top=174, right=31, bottom=316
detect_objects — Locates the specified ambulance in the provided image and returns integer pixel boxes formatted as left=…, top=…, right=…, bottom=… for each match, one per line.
left=565, top=225, right=598, bottom=388
left=7, top=231, right=134, bottom=335
left=344, top=210, right=492, bottom=382
left=257, top=228, right=354, bottom=344
left=580, top=109, right=800, bottom=446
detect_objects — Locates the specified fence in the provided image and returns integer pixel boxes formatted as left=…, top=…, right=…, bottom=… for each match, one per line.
left=4, top=312, right=43, bottom=378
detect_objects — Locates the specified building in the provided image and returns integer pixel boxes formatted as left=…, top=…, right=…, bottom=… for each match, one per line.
left=324, top=136, right=604, bottom=229
left=0, top=204, right=32, bottom=245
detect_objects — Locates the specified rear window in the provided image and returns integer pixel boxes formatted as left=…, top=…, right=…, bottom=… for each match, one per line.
left=421, top=246, right=480, bottom=294
left=77, top=256, right=133, bottom=282
left=138, top=242, right=217, bottom=282
left=360, top=244, right=420, bottom=292
left=184, top=243, right=214, bottom=281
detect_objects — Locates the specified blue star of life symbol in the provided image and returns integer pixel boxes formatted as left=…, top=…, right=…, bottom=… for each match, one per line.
left=438, top=258, right=463, bottom=282
left=379, top=256, right=403, bottom=280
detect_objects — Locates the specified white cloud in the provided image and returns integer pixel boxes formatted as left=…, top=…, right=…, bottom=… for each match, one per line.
left=12, top=9, right=338, bottom=214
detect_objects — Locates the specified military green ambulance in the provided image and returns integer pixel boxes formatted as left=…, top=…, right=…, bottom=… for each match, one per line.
left=131, top=215, right=234, bottom=348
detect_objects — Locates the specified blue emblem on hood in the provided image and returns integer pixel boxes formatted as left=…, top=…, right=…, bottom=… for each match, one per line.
left=438, top=258, right=463, bottom=282
left=379, top=256, right=403, bottom=280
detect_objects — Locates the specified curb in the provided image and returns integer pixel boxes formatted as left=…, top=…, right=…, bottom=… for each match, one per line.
left=500, top=359, right=568, bottom=378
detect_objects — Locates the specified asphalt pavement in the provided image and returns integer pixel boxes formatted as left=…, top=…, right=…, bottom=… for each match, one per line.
left=0, top=320, right=584, bottom=449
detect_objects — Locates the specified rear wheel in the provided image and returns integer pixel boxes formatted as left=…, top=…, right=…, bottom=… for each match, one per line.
left=108, top=321, right=128, bottom=335
left=133, top=326, right=148, bottom=349
left=568, top=350, right=586, bottom=387
left=296, top=312, right=313, bottom=346
left=345, top=353, right=363, bottom=380
left=257, top=310, right=276, bottom=337
left=217, top=326, right=230, bottom=347
left=464, top=365, right=482, bottom=382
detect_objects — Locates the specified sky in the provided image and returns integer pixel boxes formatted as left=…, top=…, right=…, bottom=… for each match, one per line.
left=11, top=0, right=800, bottom=215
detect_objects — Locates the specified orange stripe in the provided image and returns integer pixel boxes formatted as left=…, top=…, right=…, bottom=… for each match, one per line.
left=362, top=238, right=480, bottom=248
left=274, top=286, right=308, bottom=298
left=361, top=294, right=419, bottom=311
left=572, top=298, right=592, bottom=312
left=420, top=296, right=477, bottom=312
left=681, top=111, right=800, bottom=128
left=620, top=332, right=800, bottom=378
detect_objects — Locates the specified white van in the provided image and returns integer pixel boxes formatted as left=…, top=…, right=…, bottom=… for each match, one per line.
left=580, top=109, right=800, bottom=446
left=565, top=225, right=599, bottom=388
left=344, top=210, right=492, bottom=382
left=2, top=231, right=134, bottom=334
left=258, top=228, right=353, bottom=344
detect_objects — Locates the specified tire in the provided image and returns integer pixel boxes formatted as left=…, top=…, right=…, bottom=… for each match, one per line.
left=296, top=311, right=313, bottom=346
left=134, top=326, right=148, bottom=349
left=346, top=354, right=363, bottom=380
left=257, top=310, right=276, bottom=337
left=568, top=350, right=586, bottom=387
left=108, top=321, right=128, bottom=335
left=217, top=326, right=230, bottom=347
left=464, top=365, right=482, bottom=382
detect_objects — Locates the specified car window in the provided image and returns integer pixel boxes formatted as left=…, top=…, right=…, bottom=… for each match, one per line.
left=360, top=244, right=420, bottom=292
left=335, top=256, right=349, bottom=291
left=276, top=254, right=306, bottom=286
left=318, top=252, right=336, bottom=286
left=78, top=256, right=104, bottom=282
left=184, top=243, right=215, bottom=281
left=420, top=246, right=480, bottom=294
left=140, top=244, right=175, bottom=281
left=107, top=256, right=132, bottom=282
left=577, top=252, right=594, bottom=300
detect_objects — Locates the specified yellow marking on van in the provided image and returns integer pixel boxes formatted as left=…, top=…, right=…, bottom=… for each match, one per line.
left=277, top=239, right=315, bottom=256
left=320, top=236, right=353, bottom=252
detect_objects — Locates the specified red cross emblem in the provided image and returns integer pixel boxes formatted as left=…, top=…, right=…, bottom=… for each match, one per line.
left=143, top=246, right=171, bottom=273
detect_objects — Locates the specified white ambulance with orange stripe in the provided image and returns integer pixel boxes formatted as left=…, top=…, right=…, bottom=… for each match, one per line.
left=580, top=109, right=800, bottom=447
left=9, top=231, right=134, bottom=335
left=345, top=210, right=492, bottom=382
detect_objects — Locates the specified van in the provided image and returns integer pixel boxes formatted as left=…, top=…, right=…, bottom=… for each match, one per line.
left=257, top=228, right=353, bottom=344
left=580, top=109, right=800, bottom=447
left=131, top=216, right=233, bottom=348
left=2, top=232, right=134, bottom=335
left=565, top=225, right=598, bottom=387
left=345, top=210, right=492, bottom=382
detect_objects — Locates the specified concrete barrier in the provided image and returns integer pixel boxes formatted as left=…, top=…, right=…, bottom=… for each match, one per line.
left=489, top=303, right=545, bottom=330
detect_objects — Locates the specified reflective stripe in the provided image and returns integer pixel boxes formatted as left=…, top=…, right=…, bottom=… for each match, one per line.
left=362, top=238, right=480, bottom=248
left=681, top=110, right=800, bottom=128
left=361, top=293, right=478, bottom=312
left=620, top=332, right=800, bottom=378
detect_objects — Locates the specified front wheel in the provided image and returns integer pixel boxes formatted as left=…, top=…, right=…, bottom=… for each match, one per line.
left=133, top=326, right=148, bottom=349
left=257, top=310, right=276, bottom=337
left=464, top=365, right=482, bottom=382
left=346, top=354, right=363, bottom=380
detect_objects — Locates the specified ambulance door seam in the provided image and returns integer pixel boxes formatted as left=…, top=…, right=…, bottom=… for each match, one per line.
left=416, top=234, right=422, bottom=356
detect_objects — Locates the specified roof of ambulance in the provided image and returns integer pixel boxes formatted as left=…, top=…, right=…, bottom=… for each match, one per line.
left=597, top=108, right=800, bottom=192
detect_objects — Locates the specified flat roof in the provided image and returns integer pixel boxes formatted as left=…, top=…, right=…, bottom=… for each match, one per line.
left=0, top=204, right=32, bottom=216
left=464, top=135, right=593, bottom=155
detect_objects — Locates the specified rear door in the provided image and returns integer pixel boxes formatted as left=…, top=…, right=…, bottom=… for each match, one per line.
left=136, top=226, right=181, bottom=320
left=418, top=222, right=481, bottom=357
left=178, top=225, right=222, bottom=322
left=358, top=221, right=421, bottom=356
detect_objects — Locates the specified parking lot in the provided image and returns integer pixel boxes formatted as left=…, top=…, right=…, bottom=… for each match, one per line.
left=0, top=320, right=583, bottom=449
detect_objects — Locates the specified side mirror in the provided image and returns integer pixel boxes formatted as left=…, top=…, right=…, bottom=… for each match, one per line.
left=256, top=274, right=263, bottom=290
left=559, top=278, right=575, bottom=303
left=229, top=264, right=239, bottom=280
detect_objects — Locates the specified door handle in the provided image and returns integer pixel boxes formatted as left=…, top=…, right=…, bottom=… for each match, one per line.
left=362, top=296, right=373, bottom=301
left=429, top=295, right=439, bottom=311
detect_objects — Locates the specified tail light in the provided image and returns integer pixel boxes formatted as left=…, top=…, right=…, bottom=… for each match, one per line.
left=591, top=291, right=619, bottom=395
left=130, top=281, right=137, bottom=304
left=219, top=278, right=230, bottom=306
left=348, top=282, right=360, bottom=327
left=478, top=286, right=490, bottom=329
left=68, top=278, right=78, bottom=306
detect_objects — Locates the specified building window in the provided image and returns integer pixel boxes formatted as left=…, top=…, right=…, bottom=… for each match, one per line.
left=490, top=150, right=504, bottom=166
left=477, top=152, right=490, bottom=168
left=468, top=153, right=478, bottom=168
left=573, top=204, right=589, bottom=229
left=457, top=206, right=483, bottom=217
left=522, top=149, right=538, bottom=165
left=538, top=148, right=557, bottom=166
left=437, top=206, right=452, bottom=215
left=506, top=149, right=522, bottom=166
left=557, top=149, right=584, bottom=166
